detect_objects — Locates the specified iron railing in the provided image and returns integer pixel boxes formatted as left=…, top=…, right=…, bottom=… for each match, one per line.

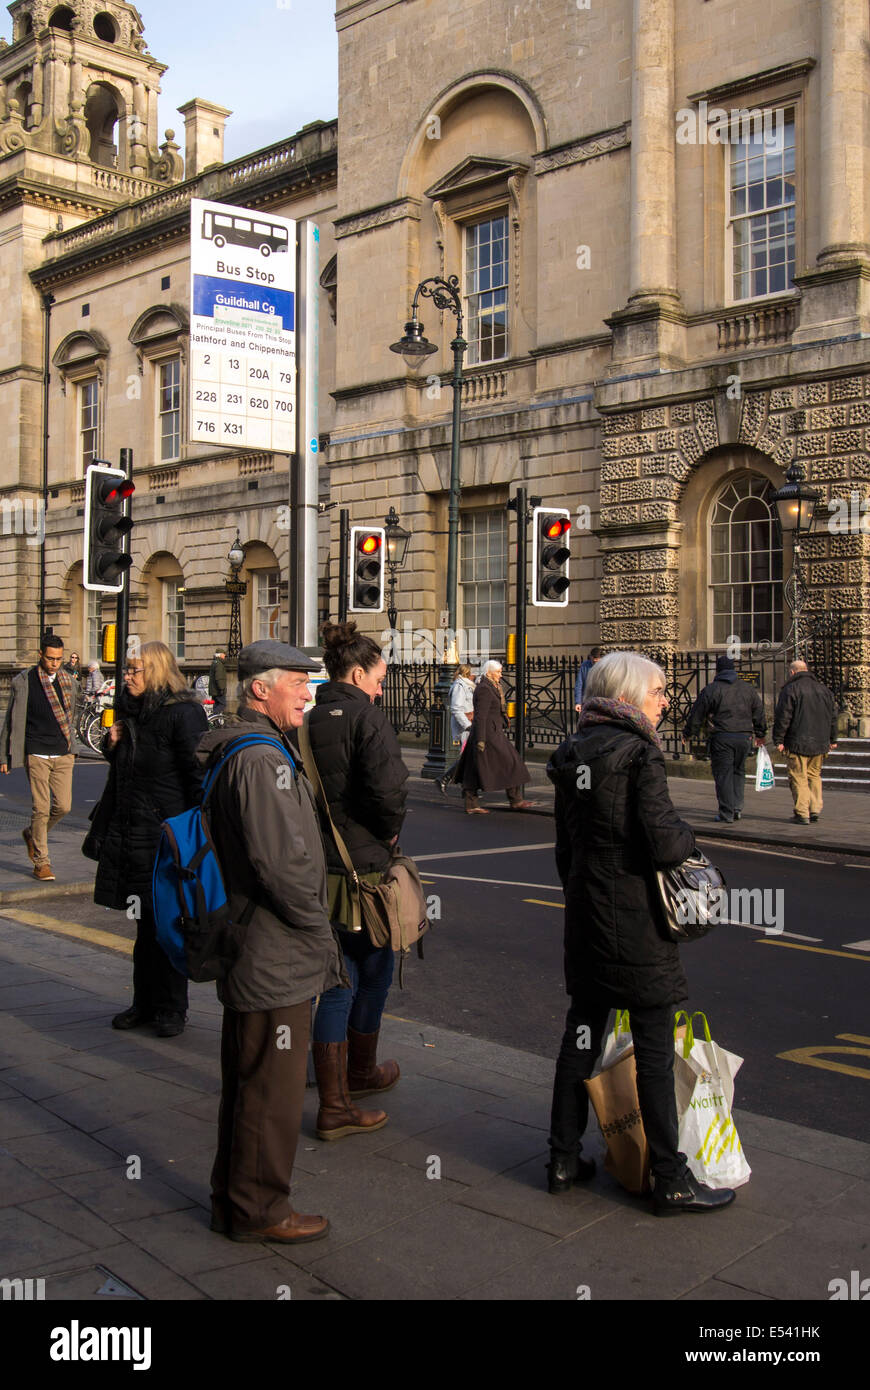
left=378, top=612, right=848, bottom=759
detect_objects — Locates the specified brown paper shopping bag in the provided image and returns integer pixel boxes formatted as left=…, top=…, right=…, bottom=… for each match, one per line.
left=585, top=1020, right=688, bottom=1195
left=585, top=1045, right=649, bottom=1194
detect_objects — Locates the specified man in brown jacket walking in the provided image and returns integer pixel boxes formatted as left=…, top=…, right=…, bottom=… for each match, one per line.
left=198, top=640, right=345, bottom=1245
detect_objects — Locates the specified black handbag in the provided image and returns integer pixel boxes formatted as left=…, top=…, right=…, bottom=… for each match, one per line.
left=654, top=851, right=726, bottom=943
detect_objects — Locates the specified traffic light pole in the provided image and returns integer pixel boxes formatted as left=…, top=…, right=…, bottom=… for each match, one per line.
left=338, top=508, right=349, bottom=623
left=114, top=447, right=133, bottom=704
left=513, top=486, right=528, bottom=758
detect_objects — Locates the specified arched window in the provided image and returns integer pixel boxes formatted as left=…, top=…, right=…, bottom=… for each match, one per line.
left=710, top=475, right=783, bottom=645
left=85, top=83, right=121, bottom=168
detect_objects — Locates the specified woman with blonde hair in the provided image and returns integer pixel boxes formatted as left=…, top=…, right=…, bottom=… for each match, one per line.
left=94, top=641, right=208, bottom=1037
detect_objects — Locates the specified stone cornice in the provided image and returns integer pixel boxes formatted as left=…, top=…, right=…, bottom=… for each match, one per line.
left=530, top=332, right=612, bottom=358
left=687, top=59, right=816, bottom=106
left=534, top=124, right=630, bottom=176
left=333, top=197, right=420, bottom=240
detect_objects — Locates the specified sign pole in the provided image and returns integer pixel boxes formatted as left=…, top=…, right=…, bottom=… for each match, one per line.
left=291, top=220, right=320, bottom=648
left=114, top=447, right=133, bottom=706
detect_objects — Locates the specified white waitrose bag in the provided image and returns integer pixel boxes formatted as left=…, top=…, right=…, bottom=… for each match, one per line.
left=755, top=744, right=775, bottom=791
left=673, top=1010, right=751, bottom=1189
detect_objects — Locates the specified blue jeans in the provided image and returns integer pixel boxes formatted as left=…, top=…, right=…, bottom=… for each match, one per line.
left=312, top=932, right=395, bottom=1042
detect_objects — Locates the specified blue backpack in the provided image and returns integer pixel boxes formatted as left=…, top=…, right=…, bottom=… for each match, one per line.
left=153, top=733, right=293, bottom=982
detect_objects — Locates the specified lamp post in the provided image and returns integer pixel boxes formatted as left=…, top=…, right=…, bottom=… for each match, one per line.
left=769, top=462, right=820, bottom=656
left=225, top=530, right=247, bottom=663
left=390, top=275, right=466, bottom=779
left=383, top=506, right=411, bottom=633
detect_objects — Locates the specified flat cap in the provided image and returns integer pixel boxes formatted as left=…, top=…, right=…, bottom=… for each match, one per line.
left=237, top=640, right=322, bottom=679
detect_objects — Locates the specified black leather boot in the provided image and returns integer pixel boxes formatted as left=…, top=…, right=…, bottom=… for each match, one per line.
left=652, top=1169, right=736, bottom=1217
left=547, top=1151, right=596, bottom=1194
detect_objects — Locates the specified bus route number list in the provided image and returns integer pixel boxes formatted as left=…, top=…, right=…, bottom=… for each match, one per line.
left=190, top=199, right=297, bottom=452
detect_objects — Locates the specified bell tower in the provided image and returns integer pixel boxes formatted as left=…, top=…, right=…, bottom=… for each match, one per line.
left=0, top=0, right=183, bottom=181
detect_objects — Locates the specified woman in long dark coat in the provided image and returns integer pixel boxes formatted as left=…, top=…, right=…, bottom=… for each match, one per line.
left=545, top=650, right=736, bottom=1216
left=456, top=659, right=533, bottom=814
left=95, top=641, right=208, bottom=1038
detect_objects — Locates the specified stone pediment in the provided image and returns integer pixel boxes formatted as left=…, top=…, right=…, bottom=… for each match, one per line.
left=424, top=156, right=528, bottom=202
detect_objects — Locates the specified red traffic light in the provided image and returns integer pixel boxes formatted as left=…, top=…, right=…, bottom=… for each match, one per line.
left=544, top=517, right=570, bottom=540
left=357, top=532, right=382, bottom=556
left=100, top=479, right=135, bottom=506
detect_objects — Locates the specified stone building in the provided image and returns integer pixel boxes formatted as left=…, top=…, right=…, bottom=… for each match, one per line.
left=1, top=0, right=869, bottom=721
left=329, top=0, right=870, bottom=718
left=0, top=0, right=337, bottom=677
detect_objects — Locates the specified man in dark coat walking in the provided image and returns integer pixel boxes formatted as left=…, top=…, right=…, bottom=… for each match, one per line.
left=208, top=650, right=228, bottom=715
left=773, top=659, right=838, bottom=823
left=198, top=640, right=345, bottom=1246
left=683, top=655, right=767, bottom=823
left=456, top=660, right=533, bottom=814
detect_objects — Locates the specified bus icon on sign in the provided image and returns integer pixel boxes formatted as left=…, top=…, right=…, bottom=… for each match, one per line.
left=201, top=209, right=289, bottom=257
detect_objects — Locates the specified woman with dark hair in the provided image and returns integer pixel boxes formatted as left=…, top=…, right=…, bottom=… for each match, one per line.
left=304, top=620, right=409, bottom=1140
left=545, top=650, right=735, bottom=1215
left=64, top=652, right=82, bottom=685
left=95, top=641, right=209, bottom=1038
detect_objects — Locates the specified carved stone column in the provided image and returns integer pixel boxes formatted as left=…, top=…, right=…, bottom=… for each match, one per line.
left=794, top=0, right=870, bottom=340
left=606, top=0, right=685, bottom=371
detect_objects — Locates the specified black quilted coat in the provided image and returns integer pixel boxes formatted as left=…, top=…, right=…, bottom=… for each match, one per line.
left=94, top=688, right=208, bottom=912
left=304, top=681, right=408, bottom=875
left=547, top=716, right=696, bottom=1009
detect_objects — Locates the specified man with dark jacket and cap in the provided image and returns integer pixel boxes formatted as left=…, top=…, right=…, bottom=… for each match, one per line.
left=198, top=640, right=345, bottom=1245
left=773, top=659, right=838, bottom=824
left=684, top=655, right=767, bottom=823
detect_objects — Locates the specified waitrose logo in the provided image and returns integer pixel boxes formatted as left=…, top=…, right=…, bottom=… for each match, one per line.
left=49, top=1321, right=152, bottom=1371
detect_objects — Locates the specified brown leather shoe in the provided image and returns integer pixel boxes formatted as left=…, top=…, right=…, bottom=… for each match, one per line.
left=347, top=1026, right=400, bottom=1098
left=33, top=863, right=55, bottom=881
left=313, top=1040, right=388, bottom=1140
left=22, top=828, right=37, bottom=864
left=229, top=1210, right=329, bottom=1244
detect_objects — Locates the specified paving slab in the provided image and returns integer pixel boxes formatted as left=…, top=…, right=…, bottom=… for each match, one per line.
left=307, top=1201, right=555, bottom=1300
left=0, top=1153, right=61, bottom=1208
left=0, top=1060, right=99, bottom=1102
left=39, top=1075, right=209, bottom=1132
left=10, top=1241, right=206, bottom=1299
left=375, top=1109, right=550, bottom=1187
left=188, top=1256, right=346, bottom=1301
left=0, top=1205, right=93, bottom=1269
left=717, top=1210, right=870, bottom=1300
left=114, top=1208, right=273, bottom=1277
left=1, top=1127, right=121, bottom=1179
left=56, top=1168, right=204, bottom=1225
left=453, top=1151, right=613, bottom=1237
left=0, top=1096, right=70, bottom=1141
left=462, top=1201, right=787, bottom=1301
left=20, top=1192, right=127, bottom=1250
left=732, top=1147, right=860, bottom=1223
left=734, top=1108, right=870, bottom=1180
left=679, top=1278, right=774, bottom=1300
left=275, top=1150, right=467, bottom=1268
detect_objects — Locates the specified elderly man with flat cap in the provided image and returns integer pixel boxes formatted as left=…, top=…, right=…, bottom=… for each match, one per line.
left=198, top=641, right=345, bottom=1244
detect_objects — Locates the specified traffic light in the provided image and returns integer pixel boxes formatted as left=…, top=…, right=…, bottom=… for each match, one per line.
left=531, top=506, right=571, bottom=607
left=83, top=463, right=134, bottom=593
left=348, top=526, right=385, bottom=613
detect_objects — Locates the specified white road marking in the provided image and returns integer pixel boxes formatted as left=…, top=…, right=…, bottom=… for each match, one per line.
left=420, top=872, right=563, bottom=890
left=414, top=842, right=553, bottom=862
left=842, top=939, right=870, bottom=952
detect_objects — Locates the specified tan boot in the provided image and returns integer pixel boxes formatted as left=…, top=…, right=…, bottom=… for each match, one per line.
left=347, top=1026, right=400, bottom=1098
left=312, top=1040, right=388, bottom=1141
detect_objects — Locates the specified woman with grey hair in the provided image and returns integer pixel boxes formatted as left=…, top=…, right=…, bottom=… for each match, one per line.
left=545, top=649, right=736, bottom=1216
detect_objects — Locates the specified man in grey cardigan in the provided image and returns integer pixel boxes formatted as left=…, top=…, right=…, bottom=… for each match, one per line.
left=198, top=640, right=345, bottom=1245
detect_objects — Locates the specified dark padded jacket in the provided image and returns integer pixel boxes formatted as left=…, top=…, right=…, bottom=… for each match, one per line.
left=94, top=688, right=208, bottom=912
left=683, top=670, right=766, bottom=739
left=547, top=719, right=696, bottom=1009
left=304, top=681, right=408, bottom=876
left=772, top=672, right=838, bottom=756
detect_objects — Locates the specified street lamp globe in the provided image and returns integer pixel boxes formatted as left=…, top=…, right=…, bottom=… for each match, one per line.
left=227, top=533, right=245, bottom=570
left=770, top=462, right=821, bottom=540
left=384, top=507, right=411, bottom=569
left=389, top=316, right=438, bottom=373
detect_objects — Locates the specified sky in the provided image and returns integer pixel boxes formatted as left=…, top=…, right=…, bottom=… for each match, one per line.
left=2, top=0, right=340, bottom=163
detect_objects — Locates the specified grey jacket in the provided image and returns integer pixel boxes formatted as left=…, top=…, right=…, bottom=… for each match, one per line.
left=1, top=668, right=82, bottom=769
left=196, top=708, right=345, bottom=1012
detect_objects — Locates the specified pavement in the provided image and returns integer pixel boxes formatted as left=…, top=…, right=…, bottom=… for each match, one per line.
left=0, top=755, right=867, bottom=1305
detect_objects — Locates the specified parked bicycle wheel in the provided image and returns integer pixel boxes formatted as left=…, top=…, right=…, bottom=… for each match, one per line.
left=84, top=712, right=107, bottom=754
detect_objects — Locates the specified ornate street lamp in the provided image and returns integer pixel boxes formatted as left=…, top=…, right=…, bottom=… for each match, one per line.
left=225, top=530, right=247, bottom=663
left=390, top=275, right=467, bottom=779
left=770, top=462, right=821, bottom=656
left=383, top=506, right=411, bottom=633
